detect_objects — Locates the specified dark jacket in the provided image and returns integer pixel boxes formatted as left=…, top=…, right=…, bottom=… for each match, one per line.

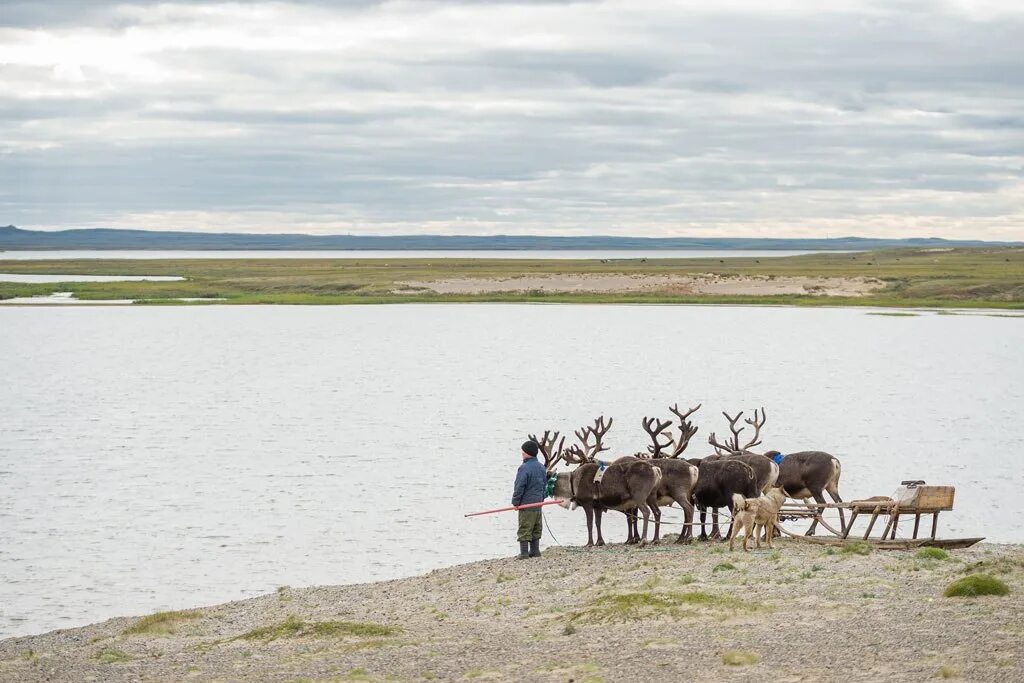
left=512, top=456, right=547, bottom=507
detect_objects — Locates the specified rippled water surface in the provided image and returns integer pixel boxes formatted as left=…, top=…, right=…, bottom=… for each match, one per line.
left=1, top=304, right=1022, bottom=639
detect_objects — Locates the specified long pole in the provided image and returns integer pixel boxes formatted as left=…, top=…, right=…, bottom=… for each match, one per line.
left=464, top=500, right=563, bottom=517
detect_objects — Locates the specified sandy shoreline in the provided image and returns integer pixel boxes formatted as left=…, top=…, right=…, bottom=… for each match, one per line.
left=1, top=540, right=1021, bottom=682
left=399, top=273, right=886, bottom=297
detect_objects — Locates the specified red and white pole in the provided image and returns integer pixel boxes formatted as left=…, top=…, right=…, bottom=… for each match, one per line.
left=464, top=500, right=563, bottom=518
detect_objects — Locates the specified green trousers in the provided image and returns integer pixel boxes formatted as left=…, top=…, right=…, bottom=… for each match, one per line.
left=517, top=508, right=543, bottom=542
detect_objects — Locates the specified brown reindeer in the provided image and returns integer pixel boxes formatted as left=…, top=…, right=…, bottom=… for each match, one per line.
left=636, top=403, right=701, bottom=543
left=708, top=410, right=846, bottom=536
left=548, top=417, right=662, bottom=546
left=766, top=450, right=845, bottom=535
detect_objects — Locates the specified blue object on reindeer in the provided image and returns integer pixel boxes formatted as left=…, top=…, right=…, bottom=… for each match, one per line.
left=772, top=452, right=785, bottom=465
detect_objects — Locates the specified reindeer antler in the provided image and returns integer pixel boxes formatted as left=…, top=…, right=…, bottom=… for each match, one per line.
left=573, top=416, right=613, bottom=462
left=642, top=416, right=674, bottom=458
left=561, top=443, right=591, bottom=465
left=707, top=407, right=766, bottom=454
left=667, top=402, right=701, bottom=457
left=528, top=430, right=566, bottom=470
left=741, top=407, right=766, bottom=452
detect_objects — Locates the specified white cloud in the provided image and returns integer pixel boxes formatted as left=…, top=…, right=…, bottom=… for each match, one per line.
left=1, top=0, right=1022, bottom=238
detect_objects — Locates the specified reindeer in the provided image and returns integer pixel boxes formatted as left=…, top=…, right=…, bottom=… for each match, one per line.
left=548, top=417, right=662, bottom=546
left=703, top=408, right=846, bottom=536
left=691, top=458, right=759, bottom=541
left=706, top=408, right=779, bottom=494
left=636, top=403, right=701, bottom=543
left=765, top=450, right=845, bottom=535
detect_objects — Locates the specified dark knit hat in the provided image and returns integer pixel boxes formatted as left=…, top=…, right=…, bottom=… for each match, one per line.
left=521, top=440, right=540, bottom=457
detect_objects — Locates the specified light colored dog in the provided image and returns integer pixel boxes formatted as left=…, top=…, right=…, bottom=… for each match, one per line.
left=729, top=487, right=787, bottom=552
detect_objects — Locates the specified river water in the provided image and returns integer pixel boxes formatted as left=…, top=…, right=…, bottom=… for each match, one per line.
left=1, top=304, right=1021, bottom=639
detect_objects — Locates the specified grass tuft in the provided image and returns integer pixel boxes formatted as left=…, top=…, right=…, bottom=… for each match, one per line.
left=241, top=615, right=398, bottom=642
left=123, top=609, right=201, bottom=636
left=572, top=591, right=759, bottom=623
left=943, top=574, right=1010, bottom=598
left=916, top=548, right=949, bottom=561
left=94, top=648, right=134, bottom=664
left=721, top=650, right=758, bottom=666
left=712, top=562, right=736, bottom=573
left=841, top=541, right=873, bottom=556
left=935, top=664, right=961, bottom=678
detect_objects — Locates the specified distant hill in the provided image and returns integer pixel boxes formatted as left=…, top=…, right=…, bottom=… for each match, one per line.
left=1, top=225, right=1020, bottom=251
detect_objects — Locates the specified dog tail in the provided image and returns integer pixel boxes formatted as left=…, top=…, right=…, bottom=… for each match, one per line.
left=732, top=493, right=747, bottom=513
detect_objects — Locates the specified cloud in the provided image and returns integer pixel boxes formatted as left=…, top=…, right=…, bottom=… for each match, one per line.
left=1, top=0, right=1022, bottom=237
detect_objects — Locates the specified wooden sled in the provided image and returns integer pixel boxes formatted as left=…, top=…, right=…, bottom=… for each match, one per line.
left=776, top=484, right=984, bottom=550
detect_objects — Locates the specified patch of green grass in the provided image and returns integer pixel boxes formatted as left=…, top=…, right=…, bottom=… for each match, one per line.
left=867, top=311, right=920, bottom=316
left=916, top=548, right=949, bottom=561
left=94, top=648, right=134, bottom=664
left=341, top=669, right=372, bottom=681
left=495, top=571, right=514, bottom=584
left=123, top=609, right=201, bottom=636
left=943, top=574, right=1010, bottom=598
left=241, top=615, right=398, bottom=642
left=721, top=650, right=758, bottom=666
left=18, top=649, right=37, bottom=662
left=767, top=551, right=781, bottom=562
left=935, top=664, right=961, bottom=678
left=562, top=623, right=577, bottom=636
left=4, top=247, right=1020, bottom=308
left=676, top=574, right=696, bottom=585
left=572, top=590, right=760, bottom=623
left=841, top=541, right=873, bottom=556
left=961, top=556, right=1024, bottom=575
left=712, top=562, right=736, bottom=573
left=463, top=669, right=484, bottom=679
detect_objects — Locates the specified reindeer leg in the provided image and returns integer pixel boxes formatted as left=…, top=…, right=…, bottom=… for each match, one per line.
left=677, top=496, right=694, bottom=544
left=710, top=508, right=722, bottom=541
left=651, top=504, right=662, bottom=543
left=698, top=506, right=708, bottom=541
left=638, top=503, right=651, bottom=545
left=806, top=492, right=828, bottom=536
left=584, top=506, right=595, bottom=547
left=827, top=485, right=846, bottom=535
left=594, top=508, right=605, bottom=546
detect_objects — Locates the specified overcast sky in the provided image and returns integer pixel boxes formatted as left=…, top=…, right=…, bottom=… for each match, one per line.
left=2, top=1, right=1023, bottom=237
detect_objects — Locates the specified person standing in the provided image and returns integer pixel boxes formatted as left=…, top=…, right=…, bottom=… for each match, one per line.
left=512, top=440, right=546, bottom=559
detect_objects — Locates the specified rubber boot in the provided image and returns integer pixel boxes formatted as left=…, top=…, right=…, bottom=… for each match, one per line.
left=529, top=538, right=541, bottom=558
left=516, top=541, right=530, bottom=559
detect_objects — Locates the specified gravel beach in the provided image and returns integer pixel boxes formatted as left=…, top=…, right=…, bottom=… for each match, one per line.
left=2, top=541, right=1021, bottom=683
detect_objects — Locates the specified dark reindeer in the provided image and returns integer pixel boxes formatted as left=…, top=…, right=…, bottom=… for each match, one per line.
left=766, top=450, right=845, bottom=535
left=548, top=417, right=662, bottom=546
left=691, top=458, right=759, bottom=540
left=706, top=408, right=780, bottom=494
left=636, top=403, right=701, bottom=543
